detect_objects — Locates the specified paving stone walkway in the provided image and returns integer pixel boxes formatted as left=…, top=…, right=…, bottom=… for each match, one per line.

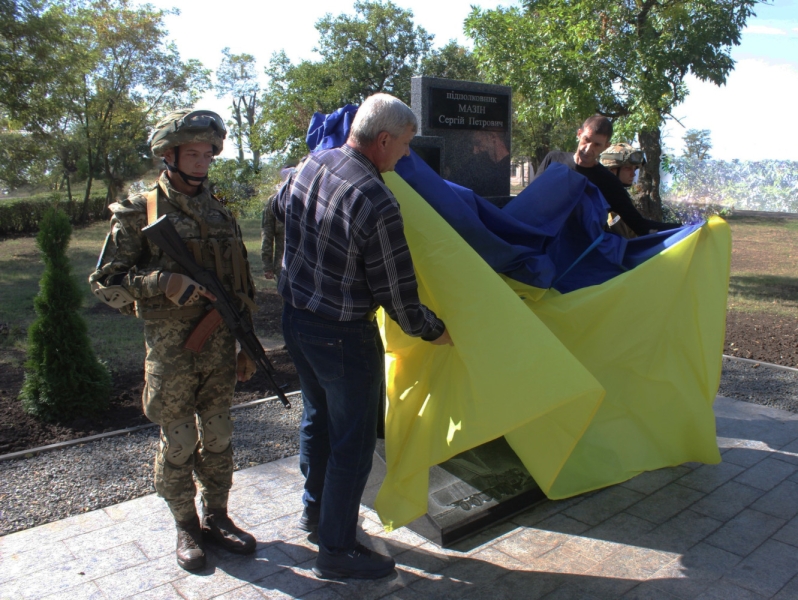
left=2, top=396, right=798, bottom=599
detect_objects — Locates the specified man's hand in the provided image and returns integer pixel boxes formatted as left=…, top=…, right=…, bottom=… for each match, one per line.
left=159, top=272, right=217, bottom=306
left=263, top=270, right=275, bottom=280
left=236, top=351, right=257, bottom=382
left=430, top=328, right=454, bottom=346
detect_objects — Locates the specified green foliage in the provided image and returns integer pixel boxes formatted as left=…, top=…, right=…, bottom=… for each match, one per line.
left=0, top=0, right=210, bottom=213
left=419, top=40, right=481, bottom=81
left=0, top=128, right=56, bottom=189
left=19, top=207, right=111, bottom=421
left=465, top=0, right=758, bottom=215
left=0, top=190, right=107, bottom=235
left=261, top=52, right=348, bottom=159
left=663, top=158, right=798, bottom=213
left=260, top=0, right=444, bottom=157
left=209, top=158, right=282, bottom=219
left=315, top=0, right=432, bottom=103
left=215, top=48, right=262, bottom=168
left=683, top=129, right=713, bottom=160
left=512, top=99, right=580, bottom=171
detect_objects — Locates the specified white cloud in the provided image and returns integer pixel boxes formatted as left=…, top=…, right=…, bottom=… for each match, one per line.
left=664, top=59, right=798, bottom=161
left=744, top=25, right=788, bottom=35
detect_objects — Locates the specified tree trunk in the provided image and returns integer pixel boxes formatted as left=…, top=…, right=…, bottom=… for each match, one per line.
left=232, top=98, right=245, bottom=165
left=82, top=175, right=93, bottom=223
left=65, top=172, right=73, bottom=204
left=637, top=127, right=664, bottom=221
left=245, top=94, right=260, bottom=171
left=103, top=153, right=117, bottom=206
left=81, top=135, right=94, bottom=223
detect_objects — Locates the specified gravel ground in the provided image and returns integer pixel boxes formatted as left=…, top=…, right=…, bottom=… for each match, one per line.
left=0, top=394, right=302, bottom=536
left=718, top=356, right=798, bottom=412
left=2, top=359, right=798, bottom=538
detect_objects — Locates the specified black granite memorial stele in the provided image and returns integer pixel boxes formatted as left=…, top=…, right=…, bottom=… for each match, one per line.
left=362, top=437, right=547, bottom=547
left=365, top=78, right=544, bottom=547
left=409, top=76, right=513, bottom=202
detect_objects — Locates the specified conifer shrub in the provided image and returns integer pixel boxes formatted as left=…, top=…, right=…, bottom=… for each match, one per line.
left=19, top=207, right=111, bottom=421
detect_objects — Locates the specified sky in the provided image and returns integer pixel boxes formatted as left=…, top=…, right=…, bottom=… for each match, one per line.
left=150, top=0, right=798, bottom=162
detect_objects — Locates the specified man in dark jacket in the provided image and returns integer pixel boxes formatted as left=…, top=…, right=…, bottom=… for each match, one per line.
left=533, top=115, right=679, bottom=236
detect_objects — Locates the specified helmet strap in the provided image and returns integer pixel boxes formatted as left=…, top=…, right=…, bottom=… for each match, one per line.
left=163, top=146, right=208, bottom=186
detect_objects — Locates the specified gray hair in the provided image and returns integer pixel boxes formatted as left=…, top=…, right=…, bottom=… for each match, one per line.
left=349, top=93, right=418, bottom=145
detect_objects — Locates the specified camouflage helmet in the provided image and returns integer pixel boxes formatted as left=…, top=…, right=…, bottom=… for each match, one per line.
left=600, top=143, right=646, bottom=169
left=150, top=109, right=227, bottom=157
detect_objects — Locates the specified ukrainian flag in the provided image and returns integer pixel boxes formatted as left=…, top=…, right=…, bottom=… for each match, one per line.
left=306, top=106, right=731, bottom=531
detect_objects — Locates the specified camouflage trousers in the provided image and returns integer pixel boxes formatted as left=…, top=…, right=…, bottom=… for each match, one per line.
left=142, top=317, right=237, bottom=522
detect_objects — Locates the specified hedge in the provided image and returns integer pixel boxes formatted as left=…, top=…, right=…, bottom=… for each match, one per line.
left=0, top=192, right=108, bottom=236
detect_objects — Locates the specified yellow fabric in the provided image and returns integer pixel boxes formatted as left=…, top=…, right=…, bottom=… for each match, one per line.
left=375, top=173, right=730, bottom=530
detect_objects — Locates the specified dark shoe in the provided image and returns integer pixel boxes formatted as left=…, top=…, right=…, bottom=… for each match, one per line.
left=313, top=543, right=396, bottom=580
left=298, top=507, right=319, bottom=534
left=201, top=507, right=256, bottom=555
left=175, top=516, right=206, bottom=571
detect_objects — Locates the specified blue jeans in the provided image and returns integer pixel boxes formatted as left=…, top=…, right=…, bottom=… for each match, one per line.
left=282, top=303, right=384, bottom=554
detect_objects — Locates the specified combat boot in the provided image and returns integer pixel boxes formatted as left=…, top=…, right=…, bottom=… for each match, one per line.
left=175, top=515, right=206, bottom=571
left=201, top=506, right=256, bottom=555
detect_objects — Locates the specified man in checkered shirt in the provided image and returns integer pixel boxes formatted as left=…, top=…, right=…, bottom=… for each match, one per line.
left=272, top=93, right=452, bottom=580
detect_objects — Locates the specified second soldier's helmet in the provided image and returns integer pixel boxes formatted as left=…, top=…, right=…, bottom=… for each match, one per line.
left=150, top=109, right=227, bottom=157
left=600, top=143, right=646, bottom=169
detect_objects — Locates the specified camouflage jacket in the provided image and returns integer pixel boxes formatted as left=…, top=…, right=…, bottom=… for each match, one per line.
left=260, top=196, right=285, bottom=272
left=89, top=172, right=256, bottom=321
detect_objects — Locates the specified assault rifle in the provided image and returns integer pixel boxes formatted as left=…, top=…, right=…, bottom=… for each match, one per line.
left=142, top=215, right=291, bottom=408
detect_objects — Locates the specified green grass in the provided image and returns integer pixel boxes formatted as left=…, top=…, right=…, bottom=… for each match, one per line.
left=3, top=211, right=795, bottom=370
left=1, top=179, right=109, bottom=200
left=0, top=216, right=270, bottom=370
left=726, top=215, right=798, bottom=318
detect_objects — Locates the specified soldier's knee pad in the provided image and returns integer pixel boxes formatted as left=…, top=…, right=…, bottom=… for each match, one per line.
left=200, top=407, right=233, bottom=453
left=162, top=416, right=199, bottom=466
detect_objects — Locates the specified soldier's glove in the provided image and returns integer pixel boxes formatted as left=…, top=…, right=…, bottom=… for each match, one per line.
left=236, top=351, right=257, bottom=382
left=159, top=272, right=206, bottom=307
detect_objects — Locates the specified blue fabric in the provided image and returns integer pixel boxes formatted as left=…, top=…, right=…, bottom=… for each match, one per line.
left=282, top=303, right=384, bottom=554
left=305, top=106, right=700, bottom=293
left=306, top=105, right=358, bottom=152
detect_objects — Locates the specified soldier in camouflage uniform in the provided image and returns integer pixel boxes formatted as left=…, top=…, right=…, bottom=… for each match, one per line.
left=600, top=142, right=645, bottom=187
left=600, top=143, right=647, bottom=239
left=260, top=198, right=284, bottom=281
left=89, top=110, right=258, bottom=571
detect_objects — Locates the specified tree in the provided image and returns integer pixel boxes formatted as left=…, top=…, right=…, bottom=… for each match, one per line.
left=19, top=207, right=111, bottom=421
left=0, top=0, right=210, bottom=215
left=68, top=0, right=210, bottom=215
left=260, top=52, right=344, bottom=159
left=511, top=100, right=580, bottom=178
left=260, top=1, right=434, bottom=157
left=314, top=0, right=432, bottom=103
left=0, top=0, right=82, bottom=193
left=683, top=129, right=713, bottom=160
left=209, top=157, right=283, bottom=218
left=420, top=40, right=481, bottom=82
left=215, top=48, right=262, bottom=169
left=466, top=0, right=758, bottom=219
left=664, top=158, right=798, bottom=212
